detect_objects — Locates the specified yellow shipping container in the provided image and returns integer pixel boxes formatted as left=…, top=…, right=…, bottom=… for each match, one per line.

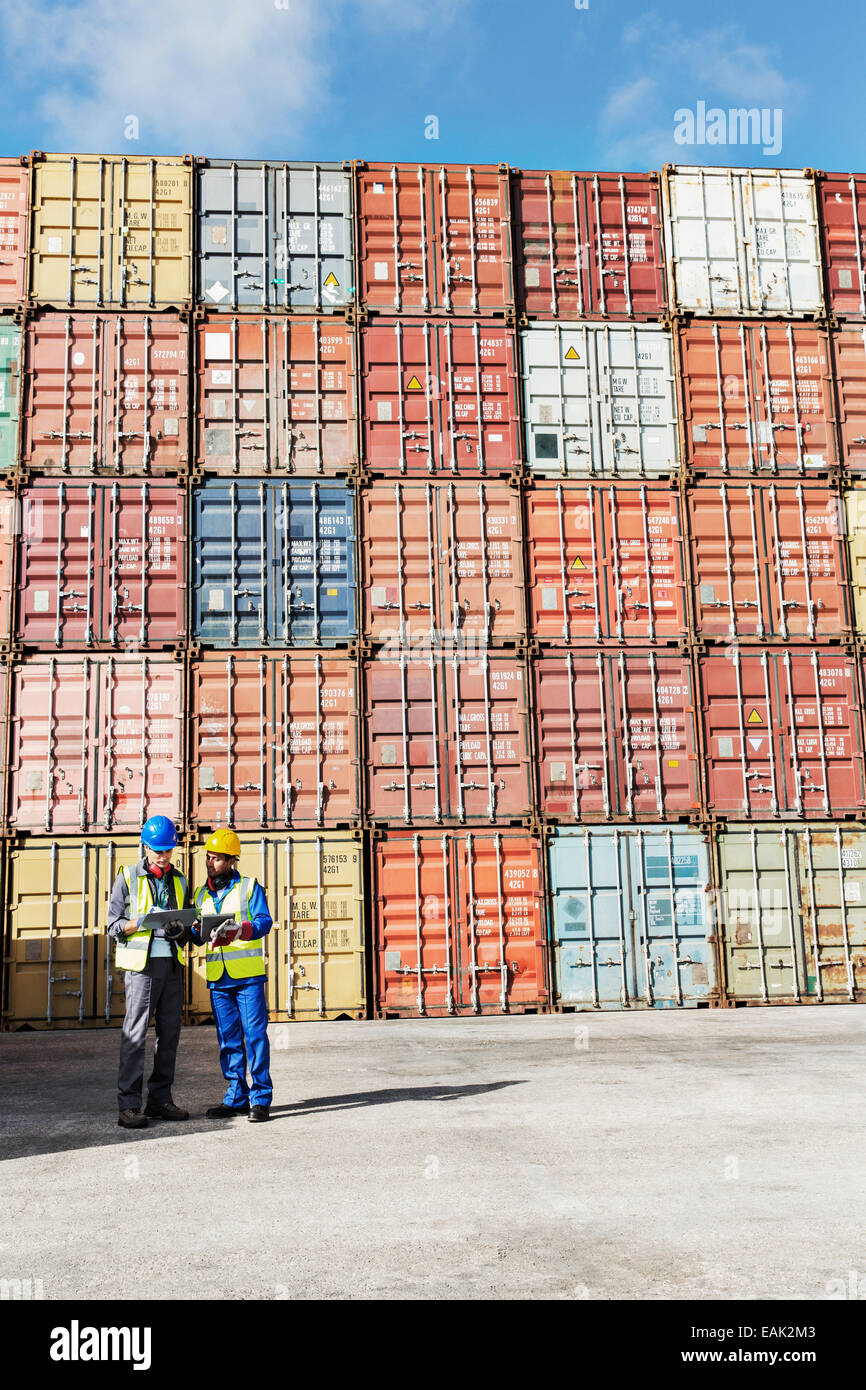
left=846, top=489, right=866, bottom=636
left=187, top=832, right=366, bottom=1022
left=29, top=153, right=192, bottom=309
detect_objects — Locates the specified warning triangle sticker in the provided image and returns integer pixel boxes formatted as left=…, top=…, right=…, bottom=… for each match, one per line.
left=323, top=272, right=339, bottom=288
left=747, top=709, right=763, bottom=724
left=748, top=737, right=764, bottom=752
left=564, top=346, right=580, bottom=360
left=571, top=556, right=586, bottom=570
left=406, top=375, right=423, bottom=390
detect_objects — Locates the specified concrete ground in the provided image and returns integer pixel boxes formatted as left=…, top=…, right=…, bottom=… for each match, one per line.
left=0, top=1006, right=863, bottom=1300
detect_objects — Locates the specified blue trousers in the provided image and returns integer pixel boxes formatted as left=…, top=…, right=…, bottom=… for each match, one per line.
left=210, top=980, right=273, bottom=1108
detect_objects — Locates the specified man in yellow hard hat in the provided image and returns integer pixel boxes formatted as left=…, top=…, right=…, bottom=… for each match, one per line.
left=190, top=829, right=274, bottom=1122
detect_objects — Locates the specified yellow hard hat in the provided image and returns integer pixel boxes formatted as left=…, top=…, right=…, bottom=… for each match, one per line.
left=204, top=828, right=241, bottom=857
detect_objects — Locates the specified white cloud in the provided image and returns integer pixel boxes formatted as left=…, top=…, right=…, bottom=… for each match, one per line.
left=601, top=77, right=658, bottom=131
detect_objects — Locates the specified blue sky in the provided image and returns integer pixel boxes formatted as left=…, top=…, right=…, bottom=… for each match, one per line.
left=0, top=0, right=861, bottom=171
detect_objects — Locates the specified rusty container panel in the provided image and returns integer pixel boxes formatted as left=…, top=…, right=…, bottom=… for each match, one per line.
left=677, top=319, right=836, bottom=475
left=8, top=656, right=184, bottom=833
left=832, top=326, right=866, bottom=473
left=361, top=320, right=520, bottom=477
left=700, top=649, right=865, bottom=818
left=512, top=169, right=666, bottom=320
left=362, top=652, right=532, bottom=825
left=189, top=652, right=360, bottom=830
left=0, top=492, right=16, bottom=645
left=818, top=174, right=866, bottom=319
left=523, top=481, right=686, bottom=642
left=689, top=482, right=850, bottom=642
left=196, top=316, right=357, bottom=476
left=17, top=480, right=185, bottom=650
left=0, top=158, right=29, bottom=306
left=360, top=479, right=525, bottom=648
left=21, top=311, right=189, bottom=476
left=357, top=163, right=514, bottom=315
left=372, top=829, right=547, bottom=1016
left=533, top=651, right=700, bottom=821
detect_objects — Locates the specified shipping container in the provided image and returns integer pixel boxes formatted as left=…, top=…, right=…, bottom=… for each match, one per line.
left=699, top=649, right=865, bottom=818
left=677, top=319, right=836, bottom=475
left=362, top=652, right=532, bottom=825
left=0, top=319, right=21, bottom=471
left=689, top=481, right=850, bottom=642
left=359, top=479, right=525, bottom=647
left=0, top=491, right=16, bottom=645
left=0, top=157, right=29, bottom=306
left=831, top=325, right=866, bottom=473
left=191, top=479, right=356, bottom=646
left=16, top=480, right=185, bottom=650
left=29, top=153, right=192, bottom=309
left=372, top=829, right=547, bottom=1015
left=8, top=655, right=184, bottom=833
left=512, top=169, right=666, bottom=320
left=188, top=652, right=360, bottom=829
left=2, top=835, right=140, bottom=1028
left=356, top=162, right=514, bottom=315
left=817, top=173, right=866, bottom=319
left=21, top=311, right=189, bottom=475
left=717, top=824, right=866, bottom=1004
left=523, top=481, right=687, bottom=642
left=195, top=316, right=357, bottom=475
left=845, top=488, right=866, bottom=633
left=186, top=832, right=364, bottom=1021
left=361, top=319, right=520, bottom=476
left=662, top=166, right=824, bottom=317
left=196, top=161, right=353, bottom=313
left=521, top=322, right=679, bottom=477
left=547, top=825, right=717, bottom=1009
left=533, top=650, right=700, bottom=821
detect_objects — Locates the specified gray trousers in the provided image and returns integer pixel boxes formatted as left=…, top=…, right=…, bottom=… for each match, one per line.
left=117, top=956, right=184, bottom=1111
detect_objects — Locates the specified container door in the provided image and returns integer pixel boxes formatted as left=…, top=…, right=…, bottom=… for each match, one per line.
left=281, top=482, right=355, bottom=644
left=0, top=492, right=14, bottom=642
left=834, top=327, right=866, bottom=473
left=719, top=827, right=807, bottom=1002
left=600, top=324, right=679, bottom=477
left=192, top=481, right=268, bottom=645
left=846, top=487, right=866, bottom=633
left=741, top=171, right=823, bottom=317
left=441, top=481, right=524, bottom=646
left=700, top=651, right=784, bottom=817
left=603, top=483, right=685, bottom=642
left=104, top=315, right=187, bottom=473
left=364, top=654, right=447, bottom=824
left=283, top=165, right=353, bottom=312
left=198, top=164, right=268, bottom=310
left=17, top=481, right=99, bottom=647
left=548, top=827, right=635, bottom=1008
left=446, top=655, right=531, bottom=824
left=30, top=156, right=107, bottom=308
left=523, top=324, right=596, bottom=476
left=763, top=484, right=849, bottom=641
left=534, top=654, right=610, bottom=820
left=105, top=482, right=185, bottom=649
left=190, top=654, right=269, bottom=829
left=455, top=832, right=546, bottom=1013
left=374, top=832, right=460, bottom=1016
left=282, top=654, right=360, bottom=827
left=279, top=835, right=364, bottom=1019
left=777, top=651, right=863, bottom=818
left=358, top=166, right=430, bottom=313
left=611, top=652, right=700, bottom=819
left=665, top=168, right=747, bottom=315
left=96, top=657, right=182, bottom=831
left=0, top=160, right=28, bottom=306
left=524, top=484, right=607, bottom=641
left=362, top=321, right=438, bottom=473
left=0, top=322, right=21, bottom=470
left=630, top=828, right=715, bottom=1006
left=795, top=827, right=866, bottom=1001
left=689, top=483, right=772, bottom=639
left=820, top=175, right=866, bottom=319
left=10, top=658, right=95, bottom=831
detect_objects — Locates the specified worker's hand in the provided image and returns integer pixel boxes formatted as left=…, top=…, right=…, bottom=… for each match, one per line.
left=238, top=921, right=254, bottom=942
left=124, top=916, right=143, bottom=936
left=210, top=925, right=240, bottom=947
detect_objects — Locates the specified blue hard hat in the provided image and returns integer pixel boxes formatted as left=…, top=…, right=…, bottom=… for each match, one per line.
left=141, top=815, right=179, bottom=851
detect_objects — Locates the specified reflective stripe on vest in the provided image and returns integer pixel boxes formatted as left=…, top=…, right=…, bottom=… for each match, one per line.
left=114, top=865, right=188, bottom=972
left=196, top=877, right=266, bottom=983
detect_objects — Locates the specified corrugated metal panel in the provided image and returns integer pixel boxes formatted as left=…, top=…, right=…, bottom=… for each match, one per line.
left=0, top=320, right=22, bottom=471
left=832, top=325, right=866, bottom=473
left=699, top=649, right=865, bottom=818
left=357, top=163, right=514, bottom=314
left=360, top=479, right=525, bottom=647
left=188, top=652, right=361, bottom=829
left=845, top=488, right=866, bottom=633
left=361, top=320, right=520, bottom=477
left=21, top=311, right=189, bottom=475
left=548, top=825, right=716, bottom=1009
left=662, top=166, right=824, bottom=317
left=372, top=830, right=547, bottom=1015
left=0, top=491, right=15, bottom=645
left=533, top=651, right=700, bottom=821
left=196, top=316, right=357, bottom=475
left=196, top=161, right=354, bottom=313
left=512, top=169, right=666, bottom=320
left=689, top=481, right=850, bottom=641
left=521, top=322, right=679, bottom=477
left=29, top=154, right=192, bottom=309
left=817, top=173, right=866, bottom=320
left=191, top=479, right=357, bottom=646
left=0, top=158, right=29, bottom=305
left=523, top=481, right=687, bottom=642
left=187, top=833, right=365, bottom=1021
left=17, top=480, right=185, bottom=649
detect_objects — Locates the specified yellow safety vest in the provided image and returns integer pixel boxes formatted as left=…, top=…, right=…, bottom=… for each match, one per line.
left=195, top=876, right=267, bottom=983
left=114, top=865, right=188, bottom=973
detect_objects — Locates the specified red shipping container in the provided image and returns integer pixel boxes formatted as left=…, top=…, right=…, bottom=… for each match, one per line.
left=688, top=481, right=850, bottom=642
left=196, top=316, right=357, bottom=475
left=373, top=829, right=548, bottom=1016
left=533, top=651, right=700, bottom=820
left=818, top=173, right=866, bottom=320
left=0, top=492, right=16, bottom=646
left=361, top=319, right=520, bottom=476
left=699, top=649, right=865, bottom=818
left=677, top=320, right=837, bottom=474
left=832, top=325, right=866, bottom=473
left=512, top=169, right=666, bottom=320
left=523, top=481, right=686, bottom=643
left=356, top=163, right=514, bottom=315
left=21, top=311, right=189, bottom=475
left=17, top=480, right=185, bottom=649
left=189, top=652, right=360, bottom=829
left=359, top=479, right=525, bottom=647
left=8, top=655, right=184, bottom=833
left=0, top=158, right=28, bottom=306
left=362, top=652, right=532, bottom=825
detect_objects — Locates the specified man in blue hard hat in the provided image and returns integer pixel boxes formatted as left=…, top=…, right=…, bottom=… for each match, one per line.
left=108, top=815, right=193, bottom=1130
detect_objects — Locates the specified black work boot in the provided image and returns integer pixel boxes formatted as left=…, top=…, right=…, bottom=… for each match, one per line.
left=205, top=1102, right=250, bottom=1118
left=248, top=1106, right=271, bottom=1122
left=144, top=1100, right=190, bottom=1121
left=118, top=1110, right=148, bottom=1129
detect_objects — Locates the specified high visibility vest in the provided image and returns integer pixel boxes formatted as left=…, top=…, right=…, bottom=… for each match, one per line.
left=114, top=865, right=188, bottom=973
left=195, top=876, right=267, bottom=983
